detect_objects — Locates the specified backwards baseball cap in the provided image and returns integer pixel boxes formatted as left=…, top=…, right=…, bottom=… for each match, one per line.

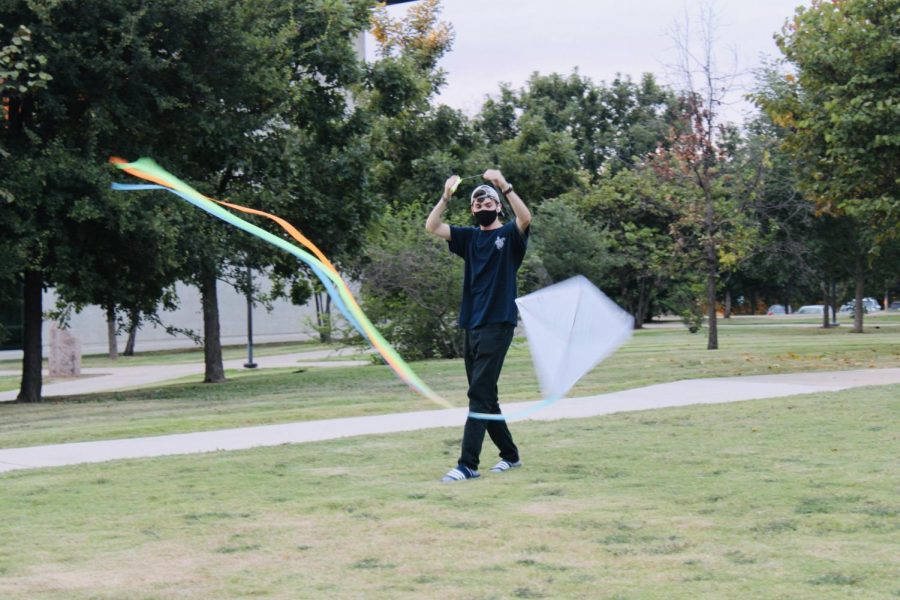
left=470, top=184, right=500, bottom=205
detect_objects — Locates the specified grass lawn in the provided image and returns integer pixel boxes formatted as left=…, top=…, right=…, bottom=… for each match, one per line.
left=0, top=376, right=19, bottom=393
left=0, top=385, right=897, bottom=598
left=1, top=315, right=899, bottom=448
left=0, top=339, right=336, bottom=371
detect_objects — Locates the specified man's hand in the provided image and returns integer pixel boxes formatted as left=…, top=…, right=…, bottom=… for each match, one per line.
left=484, top=168, right=531, bottom=233
left=428, top=175, right=457, bottom=241
left=482, top=169, right=508, bottom=190
left=443, top=175, right=461, bottom=201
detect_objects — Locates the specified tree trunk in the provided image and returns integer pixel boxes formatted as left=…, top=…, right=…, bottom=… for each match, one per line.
left=106, top=303, right=118, bottom=360
left=315, top=291, right=332, bottom=343
left=830, top=281, right=839, bottom=327
left=704, top=188, right=718, bottom=350
left=200, top=265, right=226, bottom=383
left=325, top=294, right=332, bottom=339
left=17, top=270, right=43, bottom=403
left=706, top=267, right=718, bottom=350
left=123, top=310, right=139, bottom=356
left=634, top=278, right=650, bottom=330
left=852, top=255, right=864, bottom=334
left=748, top=290, right=757, bottom=315
left=723, top=288, right=732, bottom=319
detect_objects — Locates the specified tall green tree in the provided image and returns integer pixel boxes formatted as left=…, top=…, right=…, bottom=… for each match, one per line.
left=762, top=0, right=899, bottom=230
left=754, top=0, right=900, bottom=332
left=1, top=0, right=274, bottom=393
left=0, top=23, right=51, bottom=352
left=1, top=0, right=379, bottom=400
left=521, top=195, right=619, bottom=301
left=567, top=166, right=679, bottom=327
left=650, top=95, right=764, bottom=347
left=505, top=72, right=677, bottom=178
left=366, top=0, right=468, bottom=209
left=728, top=113, right=824, bottom=317
left=359, top=203, right=463, bottom=360
left=472, top=71, right=677, bottom=205
left=132, top=0, right=362, bottom=381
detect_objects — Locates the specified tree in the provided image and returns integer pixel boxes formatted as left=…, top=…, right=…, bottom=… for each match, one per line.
left=567, top=166, right=679, bottom=327
left=192, top=0, right=378, bottom=348
left=525, top=196, right=617, bottom=292
left=764, top=0, right=899, bottom=232
left=724, top=111, right=818, bottom=316
left=1, top=0, right=378, bottom=399
left=489, top=113, right=583, bottom=204
left=754, top=0, right=900, bottom=332
left=651, top=5, right=765, bottom=349
left=472, top=71, right=677, bottom=205
left=0, top=23, right=51, bottom=361
left=502, top=71, right=677, bottom=178
left=49, top=192, right=186, bottom=359
left=137, top=0, right=373, bottom=381
left=649, top=94, right=763, bottom=347
left=1, top=0, right=270, bottom=391
left=359, top=204, right=463, bottom=360
left=366, top=0, right=466, bottom=209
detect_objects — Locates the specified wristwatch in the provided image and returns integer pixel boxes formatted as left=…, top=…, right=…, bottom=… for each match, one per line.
left=501, top=183, right=514, bottom=195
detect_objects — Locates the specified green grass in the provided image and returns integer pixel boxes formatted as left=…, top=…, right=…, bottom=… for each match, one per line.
left=0, top=339, right=335, bottom=370
left=0, top=376, right=19, bottom=393
left=0, top=385, right=897, bottom=598
left=1, top=316, right=899, bottom=448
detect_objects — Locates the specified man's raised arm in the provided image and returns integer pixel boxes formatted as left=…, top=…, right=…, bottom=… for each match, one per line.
left=425, top=175, right=460, bottom=241
left=483, top=169, right=531, bottom=234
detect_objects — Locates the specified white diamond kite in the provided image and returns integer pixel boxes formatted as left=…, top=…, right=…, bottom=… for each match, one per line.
left=516, top=275, right=634, bottom=401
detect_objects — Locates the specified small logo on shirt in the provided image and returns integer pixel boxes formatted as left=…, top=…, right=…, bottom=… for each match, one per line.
left=494, top=237, right=506, bottom=251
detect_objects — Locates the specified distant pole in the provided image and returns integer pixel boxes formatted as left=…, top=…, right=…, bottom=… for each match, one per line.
left=244, top=265, right=257, bottom=369
left=831, top=280, right=838, bottom=326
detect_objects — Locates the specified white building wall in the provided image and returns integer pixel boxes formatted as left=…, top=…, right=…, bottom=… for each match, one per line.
left=1, top=276, right=320, bottom=359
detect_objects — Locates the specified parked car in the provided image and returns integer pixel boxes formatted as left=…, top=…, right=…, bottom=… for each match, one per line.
left=889, top=301, right=900, bottom=312
left=864, top=297, right=882, bottom=312
left=840, top=297, right=882, bottom=315
left=796, top=304, right=834, bottom=317
left=766, top=304, right=786, bottom=315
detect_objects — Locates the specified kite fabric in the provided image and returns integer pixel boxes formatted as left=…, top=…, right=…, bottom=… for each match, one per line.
left=518, top=275, right=633, bottom=398
left=468, top=276, right=634, bottom=421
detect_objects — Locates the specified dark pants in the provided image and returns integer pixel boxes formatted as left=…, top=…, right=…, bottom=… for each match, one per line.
left=458, top=323, right=519, bottom=470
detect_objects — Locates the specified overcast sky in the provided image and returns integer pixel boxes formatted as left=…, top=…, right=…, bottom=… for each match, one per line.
left=367, top=0, right=807, bottom=124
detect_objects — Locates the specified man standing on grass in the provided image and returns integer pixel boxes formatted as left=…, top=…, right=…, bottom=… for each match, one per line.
left=425, top=169, right=532, bottom=482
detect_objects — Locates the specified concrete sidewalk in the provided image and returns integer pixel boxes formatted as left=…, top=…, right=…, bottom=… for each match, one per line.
left=2, top=367, right=898, bottom=474
left=0, top=348, right=369, bottom=402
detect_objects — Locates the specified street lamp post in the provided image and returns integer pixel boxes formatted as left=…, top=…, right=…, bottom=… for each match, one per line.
left=244, top=265, right=258, bottom=369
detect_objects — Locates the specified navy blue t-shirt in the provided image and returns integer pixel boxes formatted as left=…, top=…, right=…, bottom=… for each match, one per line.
left=448, top=220, right=529, bottom=330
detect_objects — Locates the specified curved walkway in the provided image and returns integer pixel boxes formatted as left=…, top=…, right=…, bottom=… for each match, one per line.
left=1, top=367, right=898, bottom=474
left=0, top=348, right=369, bottom=402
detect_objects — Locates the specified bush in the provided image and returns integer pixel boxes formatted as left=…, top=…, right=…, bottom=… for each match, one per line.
left=359, top=204, right=464, bottom=360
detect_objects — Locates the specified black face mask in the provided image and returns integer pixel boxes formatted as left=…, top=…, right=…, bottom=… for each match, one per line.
left=474, top=210, right=498, bottom=227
